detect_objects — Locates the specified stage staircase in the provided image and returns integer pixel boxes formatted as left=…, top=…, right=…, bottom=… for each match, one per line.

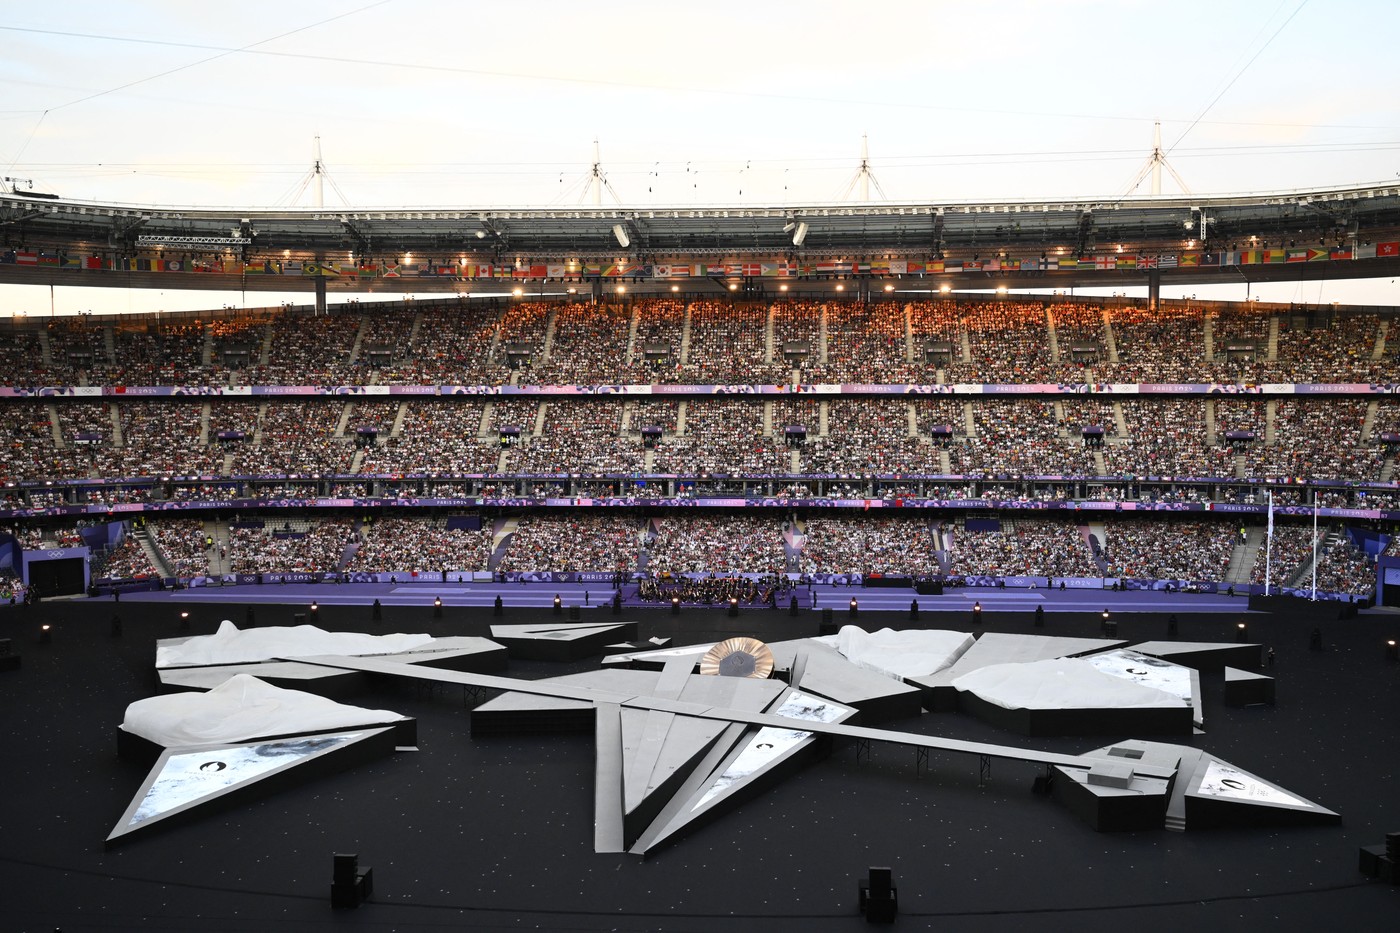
left=1163, top=748, right=1210, bottom=831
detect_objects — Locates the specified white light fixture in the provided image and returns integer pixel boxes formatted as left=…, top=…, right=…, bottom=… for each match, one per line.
left=612, top=224, right=630, bottom=248
left=791, top=221, right=809, bottom=247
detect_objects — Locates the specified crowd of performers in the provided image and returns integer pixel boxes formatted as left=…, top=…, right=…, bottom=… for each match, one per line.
left=636, top=573, right=795, bottom=607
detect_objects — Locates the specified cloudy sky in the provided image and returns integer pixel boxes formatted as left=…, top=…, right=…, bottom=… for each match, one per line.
left=2, top=0, right=1397, bottom=312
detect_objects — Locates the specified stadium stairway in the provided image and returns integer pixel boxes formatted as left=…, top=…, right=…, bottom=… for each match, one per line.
left=1224, top=528, right=1263, bottom=586
left=134, top=524, right=172, bottom=578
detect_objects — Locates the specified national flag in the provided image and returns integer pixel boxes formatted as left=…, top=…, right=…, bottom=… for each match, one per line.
left=1136, top=256, right=1158, bottom=269
left=60, top=256, right=82, bottom=269
left=83, top=256, right=105, bottom=270
left=1116, top=256, right=1136, bottom=270
left=1329, top=248, right=1353, bottom=261
left=1377, top=242, right=1399, bottom=257
left=1178, top=253, right=1199, bottom=267
left=1264, top=249, right=1288, bottom=263
left=14, top=251, right=37, bottom=265
left=1095, top=255, right=1115, bottom=270
left=1158, top=255, right=1177, bottom=269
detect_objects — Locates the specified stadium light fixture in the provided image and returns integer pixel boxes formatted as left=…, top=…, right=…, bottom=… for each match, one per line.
left=729, top=282, right=739, bottom=291
left=671, top=285, right=680, bottom=292
left=612, top=224, right=630, bottom=248
left=512, top=287, right=524, bottom=297
left=791, top=221, right=809, bottom=247
left=835, top=284, right=844, bottom=292
left=883, top=284, right=895, bottom=292
left=616, top=285, right=626, bottom=295
left=939, top=283, right=951, bottom=293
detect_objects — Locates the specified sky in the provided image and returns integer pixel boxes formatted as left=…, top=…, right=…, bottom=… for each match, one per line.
left=2, top=0, right=1398, bottom=314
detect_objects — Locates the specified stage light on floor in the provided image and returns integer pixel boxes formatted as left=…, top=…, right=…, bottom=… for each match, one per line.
left=433, top=596, right=443, bottom=619
left=858, top=866, right=897, bottom=923
left=309, top=601, right=318, bottom=620
left=849, top=597, right=859, bottom=617
left=331, top=852, right=373, bottom=909
left=1236, top=621, right=1248, bottom=643
left=371, top=599, right=382, bottom=622
left=671, top=596, right=680, bottom=615
left=909, top=599, right=918, bottom=621
left=972, top=602, right=982, bottom=625
left=1386, top=639, right=1397, bottom=662
left=493, top=595, right=503, bottom=617
left=728, top=596, right=739, bottom=618
left=38, top=623, right=52, bottom=644
left=179, top=611, right=190, bottom=631
left=553, top=595, right=562, bottom=616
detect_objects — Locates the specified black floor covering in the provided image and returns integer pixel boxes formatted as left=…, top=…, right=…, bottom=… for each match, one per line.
left=2, top=597, right=1399, bottom=932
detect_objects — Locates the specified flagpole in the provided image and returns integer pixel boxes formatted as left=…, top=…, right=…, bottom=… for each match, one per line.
left=1311, top=490, right=1319, bottom=601
left=1265, top=489, right=1273, bottom=596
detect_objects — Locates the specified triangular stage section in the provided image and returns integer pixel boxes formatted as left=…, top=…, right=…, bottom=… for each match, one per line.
left=630, top=689, right=856, bottom=855
left=1083, top=648, right=1203, bottom=730
left=106, top=727, right=395, bottom=847
left=1224, top=666, right=1273, bottom=682
left=1184, top=755, right=1339, bottom=828
left=1130, top=640, right=1262, bottom=673
left=908, top=632, right=1126, bottom=711
left=490, top=622, right=637, bottom=660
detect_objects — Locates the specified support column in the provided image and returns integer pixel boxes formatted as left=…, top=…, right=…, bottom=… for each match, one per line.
left=1147, top=269, right=1160, bottom=311
left=314, top=253, right=328, bottom=314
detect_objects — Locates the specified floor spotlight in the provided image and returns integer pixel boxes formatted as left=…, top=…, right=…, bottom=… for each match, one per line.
left=179, top=611, right=190, bottom=631
left=39, top=623, right=52, bottom=645
left=433, top=596, right=443, bottom=619
left=1386, top=639, right=1397, bottom=662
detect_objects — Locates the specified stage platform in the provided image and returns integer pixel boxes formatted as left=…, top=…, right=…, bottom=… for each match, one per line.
left=5, top=590, right=1397, bottom=932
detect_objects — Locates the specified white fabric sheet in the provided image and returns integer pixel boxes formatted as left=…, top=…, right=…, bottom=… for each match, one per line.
left=121, top=673, right=406, bottom=747
left=814, top=625, right=974, bottom=679
left=951, top=658, right=1183, bottom=710
left=156, top=620, right=433, bottom=668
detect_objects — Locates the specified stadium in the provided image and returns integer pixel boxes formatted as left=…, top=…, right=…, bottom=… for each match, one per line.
left=2, top=4, right=1399, bottom=931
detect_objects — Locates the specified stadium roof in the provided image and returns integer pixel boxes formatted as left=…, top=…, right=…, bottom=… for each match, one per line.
left=5, top=181, right=1400, bottom=295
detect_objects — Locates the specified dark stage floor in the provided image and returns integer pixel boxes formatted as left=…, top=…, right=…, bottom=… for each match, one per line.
left=2, top=592, right=1399, bottom=932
